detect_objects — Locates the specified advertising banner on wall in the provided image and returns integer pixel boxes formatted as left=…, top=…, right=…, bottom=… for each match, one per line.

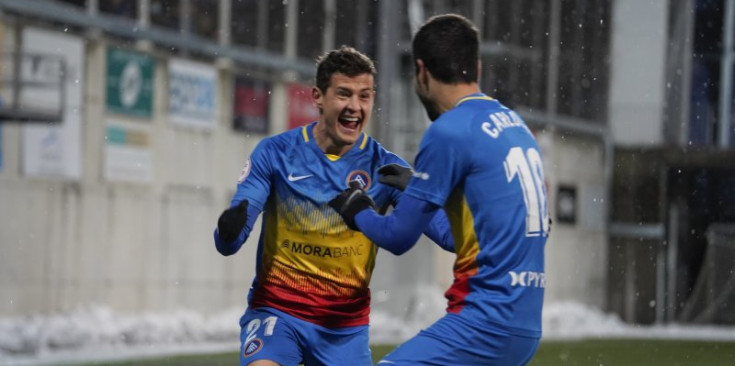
left=168, top=58, right=217, bottom=129
left=233, top=76, right=270, bottom=134
left=287, top=83, right=319, bottom=130
left=104, top=120, right=153, bottom=183
left=22, top=28, right=84, bottom=179
left=106, top=48, right=155, bottom=118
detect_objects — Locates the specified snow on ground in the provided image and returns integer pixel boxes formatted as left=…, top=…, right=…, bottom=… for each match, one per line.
left=2, top=287, right=735, bottom=365
left=0, top=305, right=243, bottom=365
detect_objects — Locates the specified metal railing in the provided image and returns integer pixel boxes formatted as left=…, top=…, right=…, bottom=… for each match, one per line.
left=0, top=0, right=314, bottom=76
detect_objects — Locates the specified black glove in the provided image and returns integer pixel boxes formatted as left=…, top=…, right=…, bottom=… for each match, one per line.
left=217, top=200, right=249, bottom=243
left=328, top=181, right=377, bottom=231
left=378, top=163, right=413, bottom=191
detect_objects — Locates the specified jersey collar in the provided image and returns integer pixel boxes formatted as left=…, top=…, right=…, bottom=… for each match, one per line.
left=302, top=122, right=368, bottom=161
left=454, top=93, right=494, bottom=107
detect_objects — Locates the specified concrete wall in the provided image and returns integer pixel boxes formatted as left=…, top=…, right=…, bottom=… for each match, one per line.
left=608, top=0, right=669, bottom=146
left=539, top=130, right=608, bottom=308
left=0, top=24, right=282, bottom=316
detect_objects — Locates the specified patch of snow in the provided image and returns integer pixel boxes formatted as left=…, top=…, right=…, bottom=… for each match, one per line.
left=2, top=290, right=735, bottom=365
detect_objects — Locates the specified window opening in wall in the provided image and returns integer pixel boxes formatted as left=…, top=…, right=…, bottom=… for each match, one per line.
left=151, top=0, right=181, bottom=30
left=231, top=0, right=258, bottom=48
left=100, top=0, right=138, bottom=19
left=192, top=0, right=218, bottom=40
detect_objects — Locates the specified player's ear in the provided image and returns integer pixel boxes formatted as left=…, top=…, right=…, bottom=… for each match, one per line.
left=415, top=59, right=426, bottom=78
left=415, top=59, right=429, bottom=89
left=312, top=86, right=324, bottom=114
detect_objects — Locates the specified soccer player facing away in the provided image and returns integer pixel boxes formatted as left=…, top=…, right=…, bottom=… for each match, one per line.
left=214, top=46, right=453, bottom=366
left=330, top=15, right=550, bottom=366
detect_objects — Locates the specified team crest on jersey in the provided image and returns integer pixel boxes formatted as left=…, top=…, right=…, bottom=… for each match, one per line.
left=237, top=158, right=251, bottom=184
left=346, top=170, right=371, bottom=189
left=243, top=338, right=263, bottom=357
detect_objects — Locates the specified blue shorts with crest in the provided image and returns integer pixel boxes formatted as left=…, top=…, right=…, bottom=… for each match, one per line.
left=239, top=307, right=371, bottom=366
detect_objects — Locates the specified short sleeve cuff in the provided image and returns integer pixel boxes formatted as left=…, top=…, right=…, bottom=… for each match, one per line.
left=404, top=186, right=446, bottom=207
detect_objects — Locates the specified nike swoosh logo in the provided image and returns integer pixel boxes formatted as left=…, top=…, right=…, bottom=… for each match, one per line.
left=288, top=173, right=313, bottom=182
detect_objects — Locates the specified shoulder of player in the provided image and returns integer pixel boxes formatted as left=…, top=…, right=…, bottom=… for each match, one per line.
left=257, top=127, right=305, bottom=151
left=426, top=110, right=471, bottom=141
left=361, top=134, right=410, bottom=166
left=432, top=101, right=510, bottom=137
left=358, top=133, right=382, bottom=154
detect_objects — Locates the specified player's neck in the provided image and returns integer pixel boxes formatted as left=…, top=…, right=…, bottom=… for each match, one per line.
left=312, top=122, right=354, bottom=156
left=433, top=82, right=481, bottom=113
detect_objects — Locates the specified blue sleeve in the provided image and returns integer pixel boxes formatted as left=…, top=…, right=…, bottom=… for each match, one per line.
left=377, top=151, right=411, bottom=207
left=354, top=195, right=440, bottom=255
left=231, top=139, right=273, bottom=211
left=424, top=209, right=455, bottom=252
left=383, top=189, right=454, bottom=252
left=213, top=204, right=261, bottom=256
left=404, top=121, right=468, bottom=207
left=213, top=139, right=273, bottom=256
left=375, top=149, right=453, bottom=251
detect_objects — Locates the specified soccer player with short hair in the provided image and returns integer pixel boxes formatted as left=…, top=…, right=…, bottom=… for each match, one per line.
left=214, top=46, right=452, bottom=366
left=330, top=14, right=550, bottom=366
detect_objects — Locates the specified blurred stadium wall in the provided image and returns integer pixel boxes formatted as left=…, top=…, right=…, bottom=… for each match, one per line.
left=0, top=0, right=734, bottom=328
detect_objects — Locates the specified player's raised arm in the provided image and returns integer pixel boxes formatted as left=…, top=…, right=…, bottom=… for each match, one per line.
left=425, top=209, right=455, bottom=252
left=329, top=183, right=440, bottom=255
left=213, top=139, right=273, bottom=256
left=378, top=163, right=455, bottom=252
left=213, top=200, right=261, bottom=256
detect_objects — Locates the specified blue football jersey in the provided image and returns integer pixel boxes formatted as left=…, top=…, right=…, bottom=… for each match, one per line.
left=231, top=121, right=406, bottom=327
left=404, top=94, right=549, bottom=337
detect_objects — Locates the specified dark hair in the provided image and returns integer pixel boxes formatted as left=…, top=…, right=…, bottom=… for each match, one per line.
left=413, top=14, right=479, bottom=84
left=315, top=46, right=377, bottom=93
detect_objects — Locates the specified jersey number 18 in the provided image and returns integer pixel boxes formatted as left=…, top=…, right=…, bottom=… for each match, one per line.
left=503, top=147, right=550, bottom=237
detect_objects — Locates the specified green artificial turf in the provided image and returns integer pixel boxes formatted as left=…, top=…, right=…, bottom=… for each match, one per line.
left=528, top=339, right=735, bottom=366
left=70, top=340, right=735, bottom=366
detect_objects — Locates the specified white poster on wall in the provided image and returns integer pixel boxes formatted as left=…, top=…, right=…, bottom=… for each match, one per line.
left=168, top=58, right=217, bottom=129
left=104, top=119, right=153, bottom=183
left=21, top=28, right=84, bottom=179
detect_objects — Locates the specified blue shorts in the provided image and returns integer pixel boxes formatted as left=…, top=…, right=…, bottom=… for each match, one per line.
left=239, top=307, right=372, bottom=366
left=377, top=313, right=540, bottom=366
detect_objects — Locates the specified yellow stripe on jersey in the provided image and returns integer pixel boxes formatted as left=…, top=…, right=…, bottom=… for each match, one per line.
left=322, top=134, right=367, bottom=161
left=260, top=193, right=378, bottom=294
left=302, top=125, right=310, bottom=142
left=445, top=188, right=480, bottom=276
left=455, top=95, right=494, bottom=106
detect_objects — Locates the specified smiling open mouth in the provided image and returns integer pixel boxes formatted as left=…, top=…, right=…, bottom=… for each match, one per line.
left=339, top=115, right=362, bottom=130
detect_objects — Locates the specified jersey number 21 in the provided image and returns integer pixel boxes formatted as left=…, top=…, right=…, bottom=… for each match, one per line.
left=504, top=147, right=550, bottom=237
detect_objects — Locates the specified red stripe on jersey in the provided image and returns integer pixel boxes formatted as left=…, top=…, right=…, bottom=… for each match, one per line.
left=445, top=267, right=478, bottom=313
left=444, top=188, right=480, bottom=313
left=250, top=285, right=370, bottom=327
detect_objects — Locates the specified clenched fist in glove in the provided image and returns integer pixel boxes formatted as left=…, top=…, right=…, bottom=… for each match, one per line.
left=328, top=181, right=376, bottom=231
left=378, top=163, right=413, bottom=191
left=217, top=200, right=249, bottom=243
